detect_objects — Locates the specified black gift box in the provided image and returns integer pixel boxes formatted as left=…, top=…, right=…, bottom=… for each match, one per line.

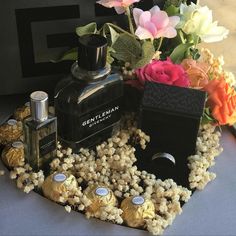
left=136, top=82, right=206, bottom=187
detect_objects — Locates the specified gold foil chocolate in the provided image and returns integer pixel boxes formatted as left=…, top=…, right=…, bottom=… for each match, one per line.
left=0, top=119, right=23, bottom=145
left=48, top=106, right=55, bottom=115
left=42, top=172, right=78, bottom=203
left=1, top=141, right=25, bottom=168
left=14, top=102, right=31, bottom=121
left=121, top=196, right=155, bottom=228
left=84, top=185, right=117, bottom=214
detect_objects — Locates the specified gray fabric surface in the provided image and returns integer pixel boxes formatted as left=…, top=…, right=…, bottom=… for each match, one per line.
left=0, top=96, right=236, bottom=236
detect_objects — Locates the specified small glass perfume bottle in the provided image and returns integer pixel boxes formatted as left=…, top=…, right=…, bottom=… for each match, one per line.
left=54, top=34, right=123, bottom=150
left=24, top=91, right=57, bottom=171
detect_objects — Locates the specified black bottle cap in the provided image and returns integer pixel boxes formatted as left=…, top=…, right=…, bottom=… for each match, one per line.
left=78, top=34, right=107, bottom=71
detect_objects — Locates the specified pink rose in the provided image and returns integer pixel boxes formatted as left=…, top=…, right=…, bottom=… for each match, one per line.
left=134, top=59, right=190, bottom=89
left=133, top=6, right=180, bottom=40
left=97, top=0, right=140, bottom=14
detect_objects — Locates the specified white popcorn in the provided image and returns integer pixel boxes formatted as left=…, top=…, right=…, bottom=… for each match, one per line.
left=9, top=113, right=224, bottom=236
left=188, top=124, right=223, bottom=190
left=65, top=205, right=72, bottom=213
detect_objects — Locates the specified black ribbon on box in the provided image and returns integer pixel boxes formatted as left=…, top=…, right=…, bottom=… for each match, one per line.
left=136, top=82, right=206, bottom=187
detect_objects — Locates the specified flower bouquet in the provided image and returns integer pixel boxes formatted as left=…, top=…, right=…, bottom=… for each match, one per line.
left=61, top=0, right=235, bottom=126
left=1, top=0, right=236, bottom=235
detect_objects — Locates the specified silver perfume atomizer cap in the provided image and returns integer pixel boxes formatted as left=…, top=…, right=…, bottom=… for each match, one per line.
left=30, top=91, right=48, bottom=122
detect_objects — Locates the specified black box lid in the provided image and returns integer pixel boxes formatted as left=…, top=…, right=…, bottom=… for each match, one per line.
left=141, top=82, right=206, bottom=119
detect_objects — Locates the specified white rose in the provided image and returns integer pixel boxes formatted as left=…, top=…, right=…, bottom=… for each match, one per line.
left=178, top=3, right=229, bottom=43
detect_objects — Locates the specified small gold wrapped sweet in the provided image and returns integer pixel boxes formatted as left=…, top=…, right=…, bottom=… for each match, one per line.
left=42, top=172, right=78, bottom=203
left=84, top=185, right=117, bottom=215
left=14, top=102, right=30, bottom=121
left=0, top=119, right=23, bottom=145
left=121, top=196, right=155, bottom=228
left=1, top=141, right=25, bottom=168
left=48, top=106, right=55, bottom=115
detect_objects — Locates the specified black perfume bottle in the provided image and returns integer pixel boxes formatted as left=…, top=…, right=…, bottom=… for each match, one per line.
left=54, top=34, right=123, bottom=150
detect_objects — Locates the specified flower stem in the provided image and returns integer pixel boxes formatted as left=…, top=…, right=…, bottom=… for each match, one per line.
left=194, top=35, right=200, bottom=48
left=157, top=37, right=164, bottom=51
left=125, top=7, right=135, bottom=35
left=106, top=23, right=135, bottom=38
left=179, top=30, right=186, bottom=44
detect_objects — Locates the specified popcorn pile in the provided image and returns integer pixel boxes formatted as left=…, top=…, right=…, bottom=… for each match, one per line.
left=58, top=182, right=92, bottom=213
left=188, top=124, right=223, bottom=190
left=47, top=114, right=192, bottom=234
left=86, top=205, right=124, bottom=224
left=1, top=113, right=224, bottom=235
left=144, top=178, right=191, bottom=235
left=51, top=143, right=191, bottom=234
left=121, top=62, right=136, bottom=80
left=9, top=164, right=45, bottom=193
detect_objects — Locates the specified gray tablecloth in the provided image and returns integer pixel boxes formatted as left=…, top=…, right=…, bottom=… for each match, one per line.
left=0, top=96, right=236, bottom=236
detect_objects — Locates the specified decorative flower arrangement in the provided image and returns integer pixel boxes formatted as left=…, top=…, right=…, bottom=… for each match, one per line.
left=1, top=0, right=236, bottom=235
left=61, top=0, right=234, bottom=127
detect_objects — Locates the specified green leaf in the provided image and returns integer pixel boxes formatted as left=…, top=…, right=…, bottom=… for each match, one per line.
left=165, top=5, right=180, bottom=16
left=61, top=48, right=78, bottom=61
left=76, top=22, right=97, bottom=37
left=190, top=48, right=201, bottom=60
left=133, top=41, right=156, bottom=69
left=111, top=33, right=142, bottom=66
left=107, top=47, right=115, bottom=64
left=201, top=107, right=215, bottom=124
left=51, top=48, right=77, bottom=62
left=164, top=0, right=182, bottom=9
left=178, top=30, right=187, bottom=44
left=170, top=43, right=194, bottom=63
left=103, top=23, right=120, bottom=45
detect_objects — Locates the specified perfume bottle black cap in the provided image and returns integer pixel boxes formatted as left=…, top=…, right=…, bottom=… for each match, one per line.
left=78, top=34, right=107, bottom=71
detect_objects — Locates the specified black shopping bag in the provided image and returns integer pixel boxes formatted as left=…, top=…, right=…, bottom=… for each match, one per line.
left=0, top=0, right=160, bottom=95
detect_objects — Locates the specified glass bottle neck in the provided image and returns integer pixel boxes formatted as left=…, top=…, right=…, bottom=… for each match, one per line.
left=71, top=62, right=111, bottom=82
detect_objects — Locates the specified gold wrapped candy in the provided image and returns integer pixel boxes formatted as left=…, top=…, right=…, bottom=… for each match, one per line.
left=42, top=172, right=78, bottom=203
left=0, top=119, right=23, bottom=145
left=121, top=196, right=155, bottom=228
left=1, top=141, right=25, bottom=168
left=48, top=106, right=55, bottom=115
left=84, top=185, right=117, bottom=215
left=14, top=102, right=30, bottom=121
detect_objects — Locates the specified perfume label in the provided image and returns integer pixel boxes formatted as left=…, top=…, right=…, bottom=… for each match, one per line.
left=82, top=106, right=119, bottom=128
left=132, top=196, right=145, bottom=205
left=56, top=92, right=123, bottom=148
left=95, top=187, right=109, bottom=197
left=39, top=132, right=56, bottom=156
left=80, top=98, right=121, bottom=137
left=57, top=98, right=122, bottom=143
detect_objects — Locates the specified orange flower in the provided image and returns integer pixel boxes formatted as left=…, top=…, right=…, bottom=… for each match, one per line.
left=203, top=78, right=236, bottom=126
left=181, top=59, right=210, bottom=88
